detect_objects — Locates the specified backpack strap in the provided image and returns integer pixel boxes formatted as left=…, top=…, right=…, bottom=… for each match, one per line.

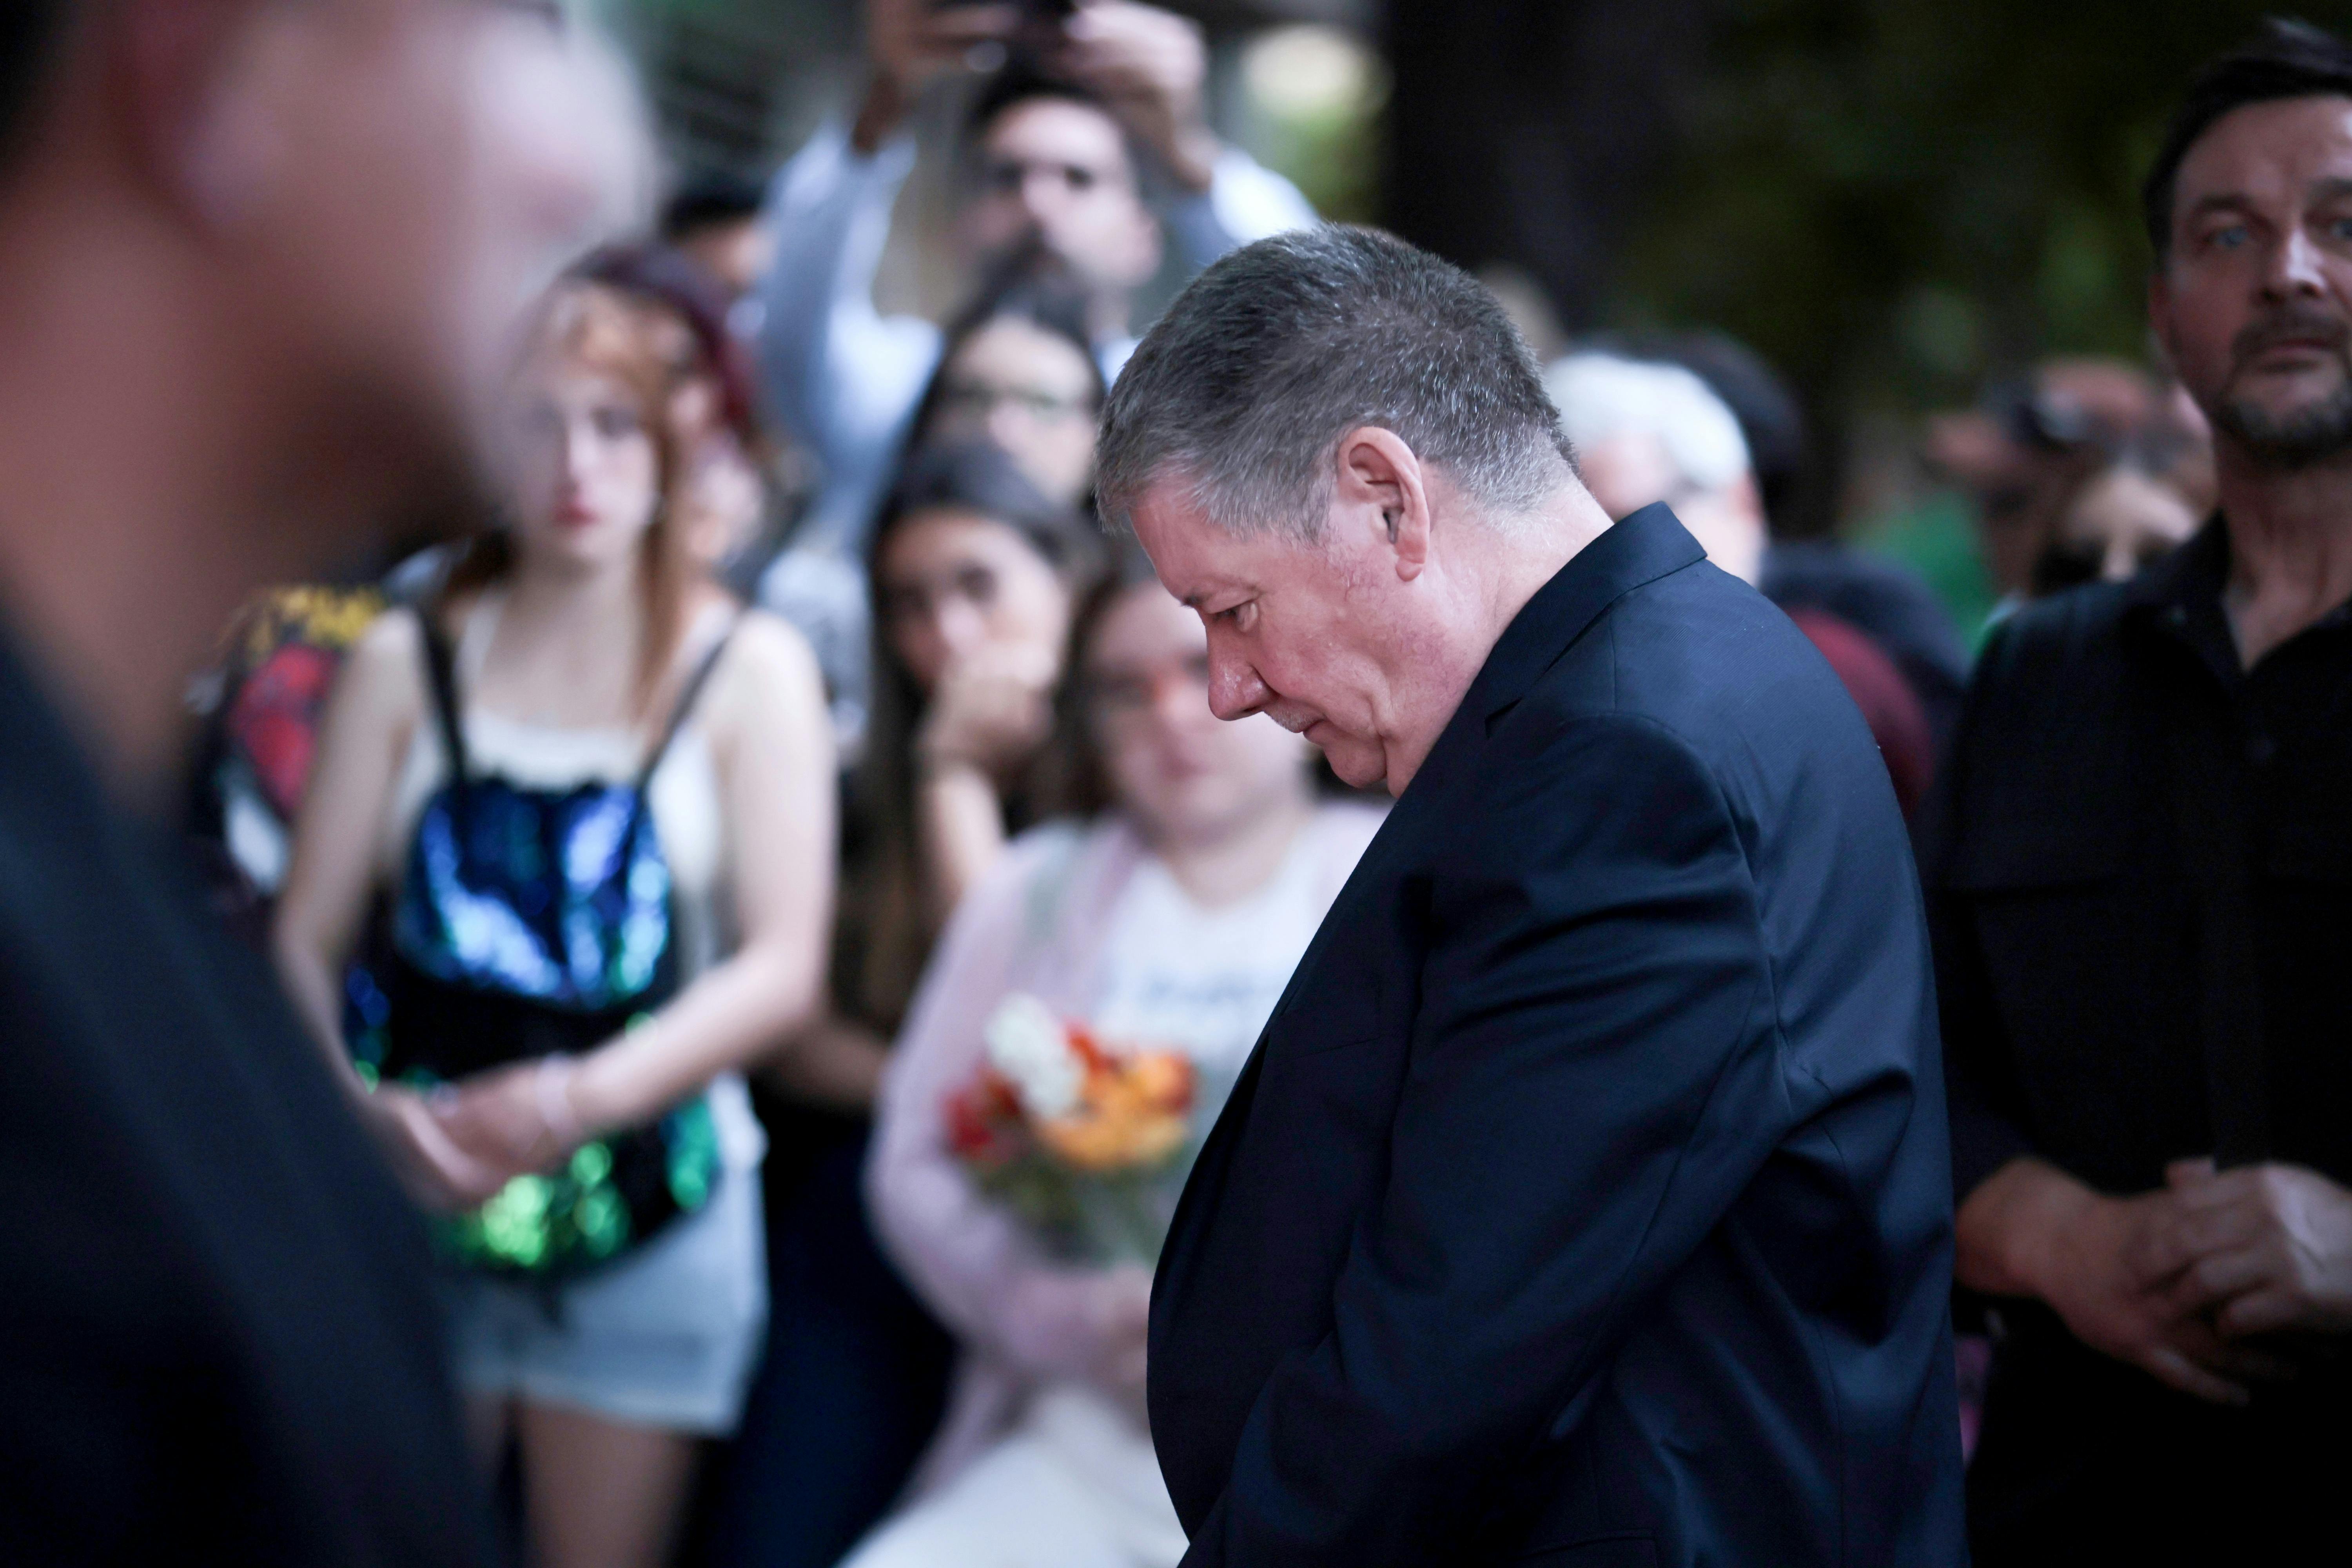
left=414, top=606, right=471, bottom=789
left=633, top=619, right=738, bottom=795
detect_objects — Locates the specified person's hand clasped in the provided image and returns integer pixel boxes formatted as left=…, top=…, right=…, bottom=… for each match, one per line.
left=1981, top=1160, right=2291, bottom=1406
left=917, top=640, right=1059, bottom=780
left=360, top=1082, right=509, bottom=1214
left=2139, top=1157, right=2352, bottom=1343
left=430, top=1056, right=591, bottom=1194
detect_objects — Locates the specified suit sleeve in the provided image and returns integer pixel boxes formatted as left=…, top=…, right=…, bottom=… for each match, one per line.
left=1180, top=713, right=1792, bottom=1566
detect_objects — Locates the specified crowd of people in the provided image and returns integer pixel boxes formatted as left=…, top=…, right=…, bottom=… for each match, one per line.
left=4, top=0, right=2352, bottom=1563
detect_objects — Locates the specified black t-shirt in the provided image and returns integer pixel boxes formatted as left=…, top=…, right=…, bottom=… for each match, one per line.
left=0, top=623, right=494, bottom=1565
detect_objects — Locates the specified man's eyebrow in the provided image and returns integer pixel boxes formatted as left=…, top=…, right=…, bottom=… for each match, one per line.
left=2312, top=176, right=2352, bottom=202
left=2185, top=192, right=2257, bottom=220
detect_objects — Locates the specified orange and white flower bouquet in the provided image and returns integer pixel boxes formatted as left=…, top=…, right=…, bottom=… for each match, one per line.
left=946, top=994, right=1201, bottom=1263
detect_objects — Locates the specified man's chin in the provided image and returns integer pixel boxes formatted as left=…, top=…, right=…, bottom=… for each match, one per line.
left=1315, top=733, right=1389, bottom=793
left=2217, top=377, right=2352, bottom=469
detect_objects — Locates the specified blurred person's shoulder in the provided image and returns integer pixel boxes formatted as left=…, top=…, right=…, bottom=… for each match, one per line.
left=1971, top=576, right=2137, bottom=697
left=703, top=604, right=827, bottom=728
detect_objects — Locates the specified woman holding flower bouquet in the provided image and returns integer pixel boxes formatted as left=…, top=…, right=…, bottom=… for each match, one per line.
left=843, top=547, right=1382, bottom=1568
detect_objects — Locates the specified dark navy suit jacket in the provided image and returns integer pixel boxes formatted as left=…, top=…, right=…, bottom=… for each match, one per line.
left=1147, top=506, right=1967, bottom=1568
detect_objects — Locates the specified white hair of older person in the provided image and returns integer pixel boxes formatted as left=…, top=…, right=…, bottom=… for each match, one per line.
left=1545, top=352, right=1767, bottom=584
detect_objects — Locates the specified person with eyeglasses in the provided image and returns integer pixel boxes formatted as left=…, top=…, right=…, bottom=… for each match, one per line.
left=708, top=442, right=1106, bottom=1568
left=747, top=0, right=1314, bottom=752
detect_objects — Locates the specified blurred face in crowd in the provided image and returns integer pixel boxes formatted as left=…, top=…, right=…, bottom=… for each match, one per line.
left=505, top=346, right=664, bottom=578
left=927, top=319, right=1102, bottom=505
left=2036, top=465, right=2201, bottom=592
left=1085, top=584, right=1314, bottom=850
left=2152, top=94, right=2352, bottom=468
left=879, top=509, right=1073, bottom=695
left=1575, top=431, right=1767, bottom=586
left=675, top=218, right=773, bottom=300
left=965, top=98, right=1161, bottom=293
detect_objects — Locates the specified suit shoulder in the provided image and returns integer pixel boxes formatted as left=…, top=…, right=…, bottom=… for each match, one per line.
left=1535, top=565, right=1858, bottom=744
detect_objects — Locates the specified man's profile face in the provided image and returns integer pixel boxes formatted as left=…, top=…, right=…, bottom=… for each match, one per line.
left=2153, top=95, right=2352, bottom=466
left=964, top=98, right=1160, bottom=292
left=1129, top=481, right=1426, bottom=795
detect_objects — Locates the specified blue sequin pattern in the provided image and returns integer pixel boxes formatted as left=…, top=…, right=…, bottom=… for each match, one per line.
left=398, top=779, right=671, bottom=1008
left=385, top=768, right=722, bottom=1277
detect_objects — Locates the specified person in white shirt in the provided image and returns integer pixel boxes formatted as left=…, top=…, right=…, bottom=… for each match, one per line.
left=845, top=548, right=1382, bottom=1568
left=752, top=0, right=1315, bottom=724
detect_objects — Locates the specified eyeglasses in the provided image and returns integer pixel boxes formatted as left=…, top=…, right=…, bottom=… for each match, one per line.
left=937, top=380, right=1096, bottom=425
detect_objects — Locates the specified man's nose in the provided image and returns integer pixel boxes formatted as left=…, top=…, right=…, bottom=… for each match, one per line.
left=1206, top=644, right=1270, bottom=722
left=2263, top=225, right=2329, bottom=299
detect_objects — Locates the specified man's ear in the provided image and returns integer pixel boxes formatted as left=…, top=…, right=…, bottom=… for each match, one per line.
left=1332, top=427, right=1432, bottom=582
left=112, top=0, right=273, bottom=230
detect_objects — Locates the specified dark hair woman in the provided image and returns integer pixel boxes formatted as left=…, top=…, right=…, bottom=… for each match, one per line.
left=708, top=441, right=1102, bottom=1568
left=273, top=278, right=836, bottom=1568
left=845, top=541, right=1382, bottom=1565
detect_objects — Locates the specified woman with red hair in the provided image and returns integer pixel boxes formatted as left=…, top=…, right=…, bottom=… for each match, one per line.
left=274, top=278, right=835, bottom=1568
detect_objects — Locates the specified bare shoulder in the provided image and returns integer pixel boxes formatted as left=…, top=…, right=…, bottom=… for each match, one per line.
left=338, top=603, right=428, bottom=713
left=705, top=606, right=828, bottom=742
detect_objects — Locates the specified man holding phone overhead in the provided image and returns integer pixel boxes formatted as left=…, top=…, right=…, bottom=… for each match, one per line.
left=752, top=0, right=1316, bottom=580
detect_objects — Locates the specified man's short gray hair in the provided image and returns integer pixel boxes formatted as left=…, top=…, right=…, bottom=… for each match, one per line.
left=1094, top=225, right=1573, bottom=541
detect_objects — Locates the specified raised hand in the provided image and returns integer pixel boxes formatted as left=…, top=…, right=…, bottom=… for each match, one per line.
left=917, top=637, right=1060, bottom=780
left=855, top=0, right=1024, bottom=152
left=1057, top=0, right=1217, bottom=192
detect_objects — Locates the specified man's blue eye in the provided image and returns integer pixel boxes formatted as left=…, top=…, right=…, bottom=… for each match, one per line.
left=2211, top=225, right=2249, bottom=250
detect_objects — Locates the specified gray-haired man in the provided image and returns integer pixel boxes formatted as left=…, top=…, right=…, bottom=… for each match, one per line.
left=1105, top=226, right=1965, bottom=1566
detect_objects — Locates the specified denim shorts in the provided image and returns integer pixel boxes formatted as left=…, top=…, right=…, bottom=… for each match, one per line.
left=439, top=1075, right=768, bottom=1435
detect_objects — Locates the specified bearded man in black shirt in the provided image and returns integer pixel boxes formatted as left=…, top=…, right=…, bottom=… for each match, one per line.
left=0, top=2, right=618, bottom=1562
left=1928, top=20, right=2352, bottom=1561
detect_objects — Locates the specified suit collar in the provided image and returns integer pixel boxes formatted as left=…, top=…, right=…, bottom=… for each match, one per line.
left=1461, top=502, right=1707, bottom=726
left=1382, top=503, right=1705, bottom=818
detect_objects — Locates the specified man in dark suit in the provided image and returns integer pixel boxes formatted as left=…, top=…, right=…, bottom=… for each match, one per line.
left=0, top=1, right=615, bottom=1560
left=1094, top=226, right=1966, bottom=1567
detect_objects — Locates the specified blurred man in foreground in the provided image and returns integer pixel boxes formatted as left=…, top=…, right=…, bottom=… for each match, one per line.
left=0, top=0, right=618, bottom=1559
left=1100, top=225, right=1963, bottom=1567
left=1928, top=20, right=2352, bottom=1559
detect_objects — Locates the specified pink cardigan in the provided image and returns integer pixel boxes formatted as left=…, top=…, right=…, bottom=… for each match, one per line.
left=865, top=806, right=1381, bottom=1493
